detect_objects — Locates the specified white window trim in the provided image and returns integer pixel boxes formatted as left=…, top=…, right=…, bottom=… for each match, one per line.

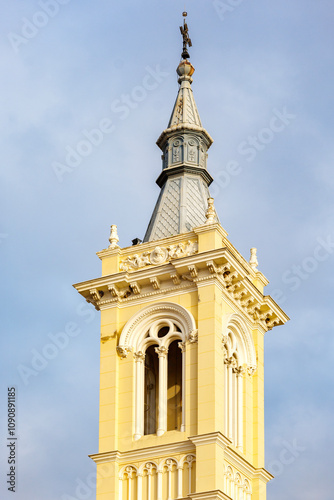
left=222, top=314, right=257, bottom=450
left=118, top=303, right=196, bottom=441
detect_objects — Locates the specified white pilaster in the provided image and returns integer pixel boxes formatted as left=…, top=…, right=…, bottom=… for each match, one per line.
left=134, top=352, right=145, bottom=440
left=156, top=346, right=168, bottom=436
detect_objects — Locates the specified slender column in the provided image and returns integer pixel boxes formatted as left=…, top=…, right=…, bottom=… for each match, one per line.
left=228, top=364, right=233, bottom=440
left=166, top=460, right=173, bottom=500
left=233, top=370, right=238, bottom=443
left=237, top=367, right=245, bottom=450
left=137, top=473, right=143, bottom=500
left=224, top=355, right=229, bottom=437
left=134, top=352, right=145, bottom=440
left=177, top=465, right=183, bottom=499
left=187, top=456, right=194, bottom=494
left=179, top=342, right=186, bottom=432
left=155, top=346, right=168, bottom=436
left=128, top=475, right=131, bottom=500
left=126, top=467, right=134, bottom=500
left=119, top=476, right=123, bottom=500
left=147, top=466, right=152, bottom=500
left=157, top=468, right=163, bottom=500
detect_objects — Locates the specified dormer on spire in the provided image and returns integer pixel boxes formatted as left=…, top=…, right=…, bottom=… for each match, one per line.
left=144, top=14, right=217, bottom=242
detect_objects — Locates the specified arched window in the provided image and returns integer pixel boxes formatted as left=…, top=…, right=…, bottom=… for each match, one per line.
left=144, top=345, right=159, bottom=435
left=139, top=320, right=183, bottom=437
left=118, top=302, right=197, bottom=440
left=222, top=314, right=257, bottom=450
left=167, top=340, right=183, bottom=431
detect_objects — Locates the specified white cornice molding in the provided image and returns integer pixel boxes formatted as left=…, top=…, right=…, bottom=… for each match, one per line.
left=193, top=223, right=228, bottom=239
left=263, top=295, right=290, bottom=323
left=188, top=489, right=232, bottom=500
left=96, top=247, right=122, bottom=260
left=189, top=432, right=231, bottom=449
left=89, top=450, right=121, bottom=464
left=74, top=246, right=288, bottom=331
left=89, top=440, right=194, bottom=464
left=100, top=284, right=197, bottom=310
left=252, top=467, right=274, bottom=483
left=188, top=433, right=273, bottom=483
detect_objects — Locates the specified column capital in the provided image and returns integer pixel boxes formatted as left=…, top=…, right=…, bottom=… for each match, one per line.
left=155, top=346, right=168, bottom=358
left=134, top=351, right=145, bottom=363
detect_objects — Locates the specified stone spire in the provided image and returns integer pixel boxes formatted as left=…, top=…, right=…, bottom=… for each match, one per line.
left=144, top=14, right=217, bottom=242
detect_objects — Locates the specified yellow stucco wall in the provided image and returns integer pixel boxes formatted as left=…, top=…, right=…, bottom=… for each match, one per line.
left=74, top=226, right=286, bottom=500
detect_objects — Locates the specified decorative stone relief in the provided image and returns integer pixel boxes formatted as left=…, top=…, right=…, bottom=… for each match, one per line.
left=247, top=365, right=257, bottom=376
left=120, top=240, right=198, bottom=272
left=224, top=271, right=238, bottom=288
left=172, top=140, right=182, bottom=163
left=266, top=316, right=281, bottom=329
left=175, top=97, right=183, bottom=123
left=150, top=277, right=160, bottom=290
left=187, top=139, right=197, bottom=162
left=90, top=289, right=103, bottom=301
left=178, top=341, right=186, bottom=353
left=155, top=346, right=168, bottom=358
left=108, top=285, right=119, bottom=297
left=170, top=273, right=181, bottom=285
left=200, top=146, right=205, bottom=167
left=188, top=329, right=198, bottom=344
left=130, top=282, right=141, bottom=295
left=188, top=265, right=198, bottom=278
left=150, top=246, right=168, bottom=265
left=117, top=346, right=132, bottom=358
left=133, top=351, right=145, bottom=362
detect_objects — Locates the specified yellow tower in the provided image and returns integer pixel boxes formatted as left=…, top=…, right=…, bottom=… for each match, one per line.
left=74, top=14, right=288, bottom=500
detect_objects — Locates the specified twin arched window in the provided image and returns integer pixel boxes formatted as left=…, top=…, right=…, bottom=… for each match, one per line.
left=118, top=304, right=195, bottom=440
left=136, top=320, right=184, bottom=438
left=118, top=305, right=256, bottom=444
left=222, top=314, right=257, bottom=450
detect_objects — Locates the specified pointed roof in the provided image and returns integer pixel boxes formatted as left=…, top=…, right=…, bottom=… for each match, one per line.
left=156, top=60, right=213, bottom=150
left=167, top=69, right=202, bottom=128
left=144, top=16, right=217, bottom=243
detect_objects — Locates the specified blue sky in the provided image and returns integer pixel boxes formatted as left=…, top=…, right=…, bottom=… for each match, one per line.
left=1, top=1, right=333, bottom=499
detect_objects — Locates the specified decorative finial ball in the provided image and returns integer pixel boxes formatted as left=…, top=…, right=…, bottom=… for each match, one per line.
left=183, top=11, right=187, bottom=17
left=177, top=60, right=195, bottom=78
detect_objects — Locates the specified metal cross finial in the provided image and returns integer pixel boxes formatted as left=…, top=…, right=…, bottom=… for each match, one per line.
left=180, top=11, right=192, bottom=59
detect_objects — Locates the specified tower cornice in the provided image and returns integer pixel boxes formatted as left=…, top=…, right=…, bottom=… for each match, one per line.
left=155, top=164, right=214, bottom=188
left=156, top=124, right=213, bottom=150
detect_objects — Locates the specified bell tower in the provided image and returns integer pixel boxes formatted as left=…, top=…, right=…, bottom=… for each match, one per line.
left=74, top=13, right=288, bottom=500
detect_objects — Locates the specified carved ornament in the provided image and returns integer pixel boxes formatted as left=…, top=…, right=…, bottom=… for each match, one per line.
left=120, top=240, right=198, bottom=272
left=188, top=329, right=198, bottom=344
left=117, top=346, right=132, bottom=358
